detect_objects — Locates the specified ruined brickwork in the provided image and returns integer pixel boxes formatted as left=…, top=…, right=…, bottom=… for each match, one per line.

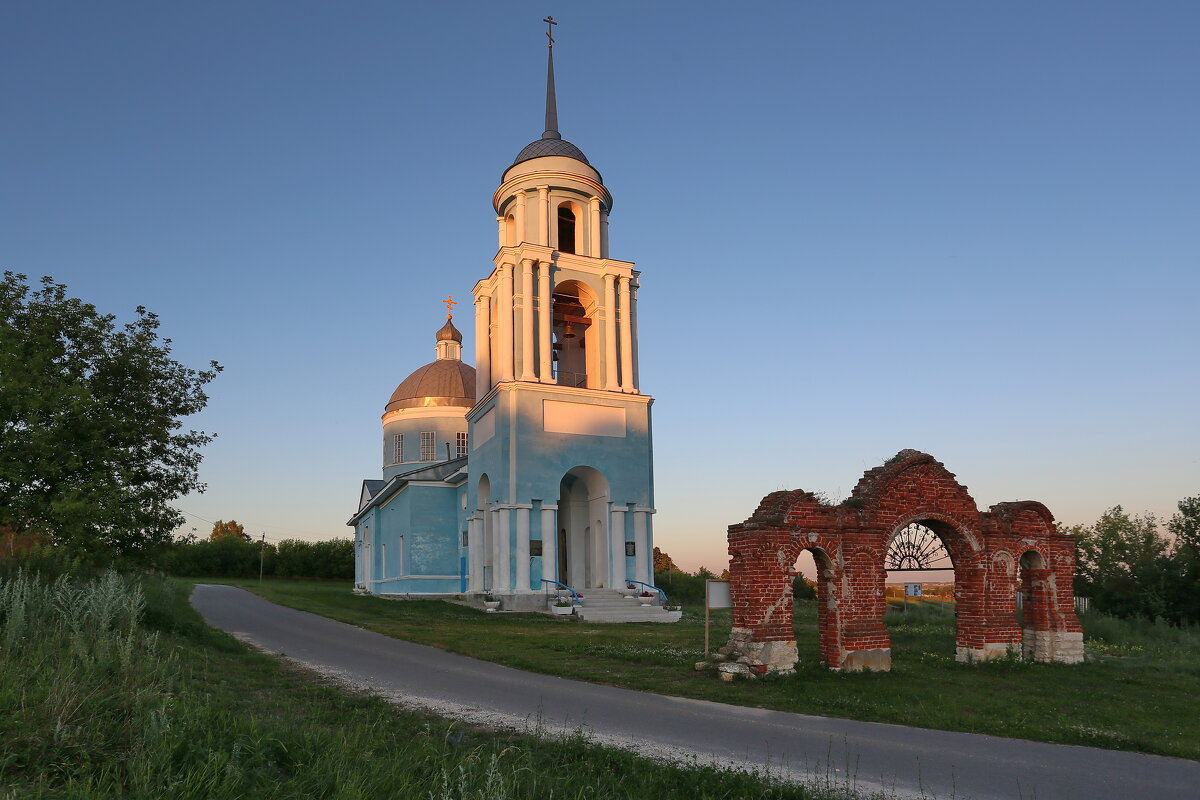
left=717, top=451, right=1083, bottom=675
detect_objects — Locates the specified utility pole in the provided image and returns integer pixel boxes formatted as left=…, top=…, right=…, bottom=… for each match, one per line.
left=259, top=533, right=266, bottom=583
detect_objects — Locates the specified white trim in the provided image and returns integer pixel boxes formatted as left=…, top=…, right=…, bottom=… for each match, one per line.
left=371, top=575, right=460, bottom=583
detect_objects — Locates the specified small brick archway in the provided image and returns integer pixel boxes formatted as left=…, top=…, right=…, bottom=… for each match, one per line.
left=720, top=451, right=1083, bottom=674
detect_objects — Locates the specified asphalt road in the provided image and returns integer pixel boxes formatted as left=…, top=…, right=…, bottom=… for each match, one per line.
left=191, top=584, right=1200, bottom=800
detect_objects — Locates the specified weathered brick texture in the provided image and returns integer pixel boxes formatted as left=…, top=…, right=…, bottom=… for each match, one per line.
left=722, top=450, right=1084, bottom=674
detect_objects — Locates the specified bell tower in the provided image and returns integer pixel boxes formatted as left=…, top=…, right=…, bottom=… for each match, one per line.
left=465, top=19, right=655, bottom=605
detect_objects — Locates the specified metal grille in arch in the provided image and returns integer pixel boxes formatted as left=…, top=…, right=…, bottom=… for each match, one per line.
left=886, top=523, right=952, bottom=571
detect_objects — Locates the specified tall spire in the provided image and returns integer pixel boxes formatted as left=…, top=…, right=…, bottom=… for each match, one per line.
left=542, top=15, right=560, bottom=140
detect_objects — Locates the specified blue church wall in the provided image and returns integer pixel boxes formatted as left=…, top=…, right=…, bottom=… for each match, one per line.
left=382, top=416, right=468, bottom=481
left=466, top=390, right=653, bottom=513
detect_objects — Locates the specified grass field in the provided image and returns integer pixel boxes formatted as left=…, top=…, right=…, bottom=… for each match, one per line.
left=211, top=578, right=1200, bottom=761
left=0, top=570, right=862, bottom=799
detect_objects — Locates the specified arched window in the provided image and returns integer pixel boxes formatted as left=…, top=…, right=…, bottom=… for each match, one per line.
left=505, top=215, right=517, bottom=247
left=551, top=280, right=597, bottom=388
left=557, top=203, right=577, bottom=254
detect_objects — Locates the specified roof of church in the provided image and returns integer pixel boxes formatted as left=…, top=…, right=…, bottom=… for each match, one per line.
left=385, top=359, right=476, bottom=412
left=508, top=24, right=595, bottom=174
left=435, top=318, right=463, bottom=343
left=512, top=136, right=590, bottom=167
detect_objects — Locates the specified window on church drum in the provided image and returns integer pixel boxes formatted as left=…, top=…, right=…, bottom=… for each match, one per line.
left=557, top=203, right=576, bottom=254
left=456, top=432, right=468, bottom=458
left=420, top=431, right=436, bottom=461
left=393, top=434, right=404, bottom=464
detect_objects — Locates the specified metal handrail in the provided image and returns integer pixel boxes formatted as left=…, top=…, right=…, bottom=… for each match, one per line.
left=624, top=579, right=668, bottom=605
left=542, top=578, right=582, bottom=604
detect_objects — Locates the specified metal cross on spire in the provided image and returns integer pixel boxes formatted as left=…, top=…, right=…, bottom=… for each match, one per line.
left=541, top=16, right=560, bottom=139
left=443, top=295, right=457, bottom=319
left=544, top=15, right=557, bottom=48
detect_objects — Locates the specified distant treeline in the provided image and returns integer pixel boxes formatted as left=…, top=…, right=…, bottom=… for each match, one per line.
left=161, top=537, right=353, bottom=580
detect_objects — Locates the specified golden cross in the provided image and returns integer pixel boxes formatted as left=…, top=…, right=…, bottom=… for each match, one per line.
left=544, top=15, right=557, bottom=48
left=443, top=295, right=457, bottom=318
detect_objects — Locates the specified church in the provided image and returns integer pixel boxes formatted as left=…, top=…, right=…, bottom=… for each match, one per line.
left=348, top=22, right=658, bottom=613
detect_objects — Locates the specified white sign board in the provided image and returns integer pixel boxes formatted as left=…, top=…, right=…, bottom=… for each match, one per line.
left=904, top=583, right=923, bottom=597
left=706, top=580, right=732, bottom=609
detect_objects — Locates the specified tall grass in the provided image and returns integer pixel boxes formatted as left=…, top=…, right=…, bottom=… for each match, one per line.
left=0, top=569, right=843, bottom=799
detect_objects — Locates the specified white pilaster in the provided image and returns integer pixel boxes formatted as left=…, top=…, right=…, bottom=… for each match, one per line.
left=497, top=263, right=514, bottom=382
left=496, top=508, right=511, bottom=591
left=634, top=511, right=650, bottom=584
left=519, top=259, right=535, bottom=381
left=618, top=275, right=634, bottom=393
left=515, top=507, right=531, bottom=592
left=474, top=294, right=491, bottom=398
left=496, top=216, right=505, bottom=248
left=540, top=505, right=557, bottom=587
left=588, top=197, right=601, bottom=257
left=538, top=260, right=553, bottom=382
left=537, top=185, right=549, bottom=246
left=603, top=274, right=618, bottom=389
left=610, top=508, right=627, bottom=589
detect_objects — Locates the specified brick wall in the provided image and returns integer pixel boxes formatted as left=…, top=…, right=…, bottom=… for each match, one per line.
left=723, top=451, right=1084, bottom=673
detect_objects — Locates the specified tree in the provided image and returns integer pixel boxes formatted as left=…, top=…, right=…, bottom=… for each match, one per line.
left=210, top=519, right=248, bottom=542
left=1069, top=506, right=1168, bottom=618
left=652, top=546, right=678, bottom=573
left=1163, top=495, right=1200, bottom=623
left=0, top=272, right=221, bottom=557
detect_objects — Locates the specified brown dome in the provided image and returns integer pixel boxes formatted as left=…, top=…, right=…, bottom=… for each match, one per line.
left=385, top=360, right=476, bottom=412
left=436, top=318, right=463, bottom=343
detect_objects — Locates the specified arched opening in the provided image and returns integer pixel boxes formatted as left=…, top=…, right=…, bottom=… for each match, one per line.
left=1019, top=550, right=1047, bottom=659
left=551, top=280, right=598, bottom=388
left=883, top=520, right=959, bottom=661
left=792, top=547, right=837, bottom=666
left=505, top=215, right=517, bottom=247
left=556, top=202, right=578, bottom=254
left=477, top=474, right=493, bottom=592
left=557, top=466, right=610, bottom=589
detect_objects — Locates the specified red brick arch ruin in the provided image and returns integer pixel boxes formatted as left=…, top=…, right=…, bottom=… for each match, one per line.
left=722, top=451, right=1084, bottom=674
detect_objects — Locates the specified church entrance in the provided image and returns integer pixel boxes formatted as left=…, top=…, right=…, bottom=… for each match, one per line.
left=557, top=466, right=610, bottom=589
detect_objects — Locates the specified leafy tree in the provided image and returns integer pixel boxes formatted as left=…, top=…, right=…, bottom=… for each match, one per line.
left=1163, top=495, right=1200, bottom=623
left=210, top=520, right=248, bottom=542
left=652, top=546, right=677, bottom=573
left=792, top=575, right=817, bottom=600
left=0, top=272, right=220, bottom=557
left=1069, top=506, right=1168, bottom=618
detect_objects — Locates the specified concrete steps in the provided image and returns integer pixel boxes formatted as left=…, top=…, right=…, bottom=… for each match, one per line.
left=571, top=589, right=681, bottom=623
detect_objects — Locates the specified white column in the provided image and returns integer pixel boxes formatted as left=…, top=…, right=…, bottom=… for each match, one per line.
left=540, top=505, right=557, bottom=587
left=515, top=191, right=526, bottom=245
left=496, top=216, right=505, bottom=249
left=630, top=280, right=640, bottom=389
left=538, top=260, right=553, bottom=382
left=496, top=508, right=511, bottom=591
left=610, top=508, right=627, bottom=589
left=519, top=259, right=535, bottom=381
left=468, top=517, right=484, bottom=592
left=634, top=511, right=650, bottom=584
left=474, top=294, right=491, bottom=398
left=537, top=185, right=549, bottom=246
left=588, top=197, right=601, bottom=257
left=489, top=508, right=501, bottom=591
left=600, top=210, right=610, bottom=258
left=497, top=264, right=514, bottom=382
left=603, top=274, right=618, bottom=390
left=618, top=275, right=634, bottom=393
left=515, top=507, right=531, bottom=592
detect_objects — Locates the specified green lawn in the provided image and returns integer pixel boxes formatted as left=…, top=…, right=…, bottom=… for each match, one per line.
left=206, top=578, right=1200, bottom=761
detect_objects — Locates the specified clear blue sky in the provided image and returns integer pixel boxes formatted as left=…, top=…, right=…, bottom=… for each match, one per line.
left=4, top=1, right=1197, bottom=572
